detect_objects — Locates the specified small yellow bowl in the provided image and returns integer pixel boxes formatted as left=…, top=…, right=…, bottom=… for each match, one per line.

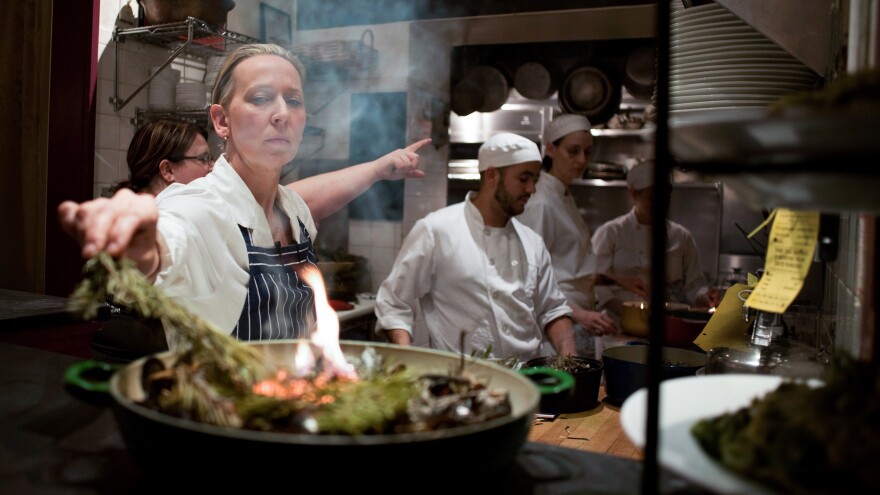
left=620, top=301, right=650, bottom=337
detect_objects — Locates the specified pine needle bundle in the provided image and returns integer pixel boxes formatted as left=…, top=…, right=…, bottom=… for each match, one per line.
left=69, top=253, right=511, bottom=436
left=68, top=252, right=269, bottom=391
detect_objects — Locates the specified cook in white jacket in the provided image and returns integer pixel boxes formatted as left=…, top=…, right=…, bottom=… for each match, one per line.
left=592, top=160, right=716, bottom=321
left=375, top=133, right=577, bottom=361
left=518, top=115, right=620, bottom=339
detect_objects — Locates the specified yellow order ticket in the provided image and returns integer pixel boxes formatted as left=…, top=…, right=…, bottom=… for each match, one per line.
left=746, top=209, right=820, bottom=313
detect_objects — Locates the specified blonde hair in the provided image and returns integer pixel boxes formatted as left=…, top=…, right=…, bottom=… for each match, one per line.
left=210, top=43, right=307, bottom=107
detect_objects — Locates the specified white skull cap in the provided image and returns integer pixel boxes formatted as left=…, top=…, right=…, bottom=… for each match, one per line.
left=543, top=114, right=591, bottom=155
left=478, top=132, right=542, bottom=172
left=627, top=160, right=654, bottom=190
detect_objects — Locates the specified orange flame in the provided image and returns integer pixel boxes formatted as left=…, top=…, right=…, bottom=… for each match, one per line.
left=300, top=265, right=357, bottom=379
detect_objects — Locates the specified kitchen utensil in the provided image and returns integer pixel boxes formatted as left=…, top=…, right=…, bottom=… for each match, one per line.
left=705, top=338, right=826, bottom=379
left=66, top=341, right=540, bottom=486
left=602, top=344, right=706, bottom=405
left=137, top=0, right=236, bottom=28
left=560, top=63, right=621, bottom=125
left=451, top=78, right=484, bottom=116
left=620, top=301, right=701, bottom=341
left=513, top=61, right=559, bottom=100
left=620, top=374, right=789, bottom=495
left=147, top=66, right=180, bottom=111
left=620, top=301, right=649, bottom=337
left=467, top=65, right=510, bottom=113
left=663, top=315, right=707, bottom=349
left=524, top=356, right=603, bottom=414
left=623, top=46, right=656, bottom=100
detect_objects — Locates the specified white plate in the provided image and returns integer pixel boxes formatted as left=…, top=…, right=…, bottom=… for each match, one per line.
left=671, top=34, right=769, bottom=50
left=671, top=17, right=743, bottom=31
left=672, top=44, right=791, bottom=58
left=670, top=78, right=817, bottom=89
left=672, top=52, right=795, bottom=66
left=670, top=25, right=758, bottom=37
left=671, top=4, right=726, bottom=21
left=671, top=92, right=780, bottom=102
left=669, top=12, right=743, bottom=27
left=672, top=59, right=809, bottom=73
left=671, top=64, right=816, bottom=77
left=671, top=88, right=796, bottom=98
left=620, top=374, right=792, bottom=495
left=671, top=100, right=772, bottom=111
left=671, top=37, right=775, bottom=53
left=668, top=107, right=768, bottom=127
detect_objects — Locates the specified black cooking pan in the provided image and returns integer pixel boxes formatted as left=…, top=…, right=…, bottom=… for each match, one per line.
left=67, top=340, right=541, bottom=488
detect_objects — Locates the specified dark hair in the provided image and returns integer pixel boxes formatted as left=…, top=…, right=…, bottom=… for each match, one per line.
left=541, top=137, right=563, bottom=171
left=121, top=119, right=207, bottom=193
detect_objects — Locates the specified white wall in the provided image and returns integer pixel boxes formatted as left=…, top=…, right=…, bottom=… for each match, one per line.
left=92, top=1, right=440, bottom=294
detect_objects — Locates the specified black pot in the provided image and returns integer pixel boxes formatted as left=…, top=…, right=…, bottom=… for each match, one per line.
left=602, top=345, right=706, bottom=406
left=67, top=341, right=539, bottom=487
left=524, top=356, right=603, bottom=414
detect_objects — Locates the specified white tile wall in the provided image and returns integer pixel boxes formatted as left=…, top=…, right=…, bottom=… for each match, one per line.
left=94, top=0, right=213, bottom=196
left=349, top=220, right=404, bottom=293
left=94, top=1, right=457, bottom=302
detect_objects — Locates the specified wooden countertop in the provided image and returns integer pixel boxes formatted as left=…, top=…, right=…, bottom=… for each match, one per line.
left=528, top=386, right=643, bottom=460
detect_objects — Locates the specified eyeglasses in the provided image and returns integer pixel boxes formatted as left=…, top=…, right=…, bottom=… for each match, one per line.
left=168, top=153, right=213, bottom=166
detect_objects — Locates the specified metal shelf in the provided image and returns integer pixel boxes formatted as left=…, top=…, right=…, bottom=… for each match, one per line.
left=133, top=108, right=211, bottom=129
left=111, top=17, right=258, bottom=112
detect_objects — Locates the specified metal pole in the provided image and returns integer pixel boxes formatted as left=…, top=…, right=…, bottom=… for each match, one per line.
left=641, top=0, right=671, bottom=494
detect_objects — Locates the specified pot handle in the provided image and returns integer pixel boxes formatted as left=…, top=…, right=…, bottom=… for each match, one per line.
left=64, top=360, right=120, bottom=395
left=518, top=366, right=575, bottom=395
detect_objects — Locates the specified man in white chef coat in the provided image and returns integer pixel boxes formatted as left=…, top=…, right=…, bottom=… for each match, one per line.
left=592, top=160, right=716, bottom=322
left=374, top=132, right=577, bottom=360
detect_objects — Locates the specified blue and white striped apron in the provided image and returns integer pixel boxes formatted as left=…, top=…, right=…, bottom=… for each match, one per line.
left=232, top=219, right=317, bottom=340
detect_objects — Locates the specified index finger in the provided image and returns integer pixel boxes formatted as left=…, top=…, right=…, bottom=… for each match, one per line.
left=404, top=138, right=431, bottom=153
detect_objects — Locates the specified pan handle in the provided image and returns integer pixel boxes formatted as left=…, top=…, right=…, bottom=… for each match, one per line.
left=518, top=366, right=575, bottom=396
left=64, top=360, right=120, bottom=395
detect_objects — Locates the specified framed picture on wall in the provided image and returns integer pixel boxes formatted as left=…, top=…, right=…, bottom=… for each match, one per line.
left=260, top=3, right=292, bottom=48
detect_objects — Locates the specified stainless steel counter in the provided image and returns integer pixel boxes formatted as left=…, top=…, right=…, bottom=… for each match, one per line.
left=336, top=295, right=378, bottom=342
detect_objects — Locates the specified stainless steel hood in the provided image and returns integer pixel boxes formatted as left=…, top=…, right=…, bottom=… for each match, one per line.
left=714, top=0, right=837, bottom=76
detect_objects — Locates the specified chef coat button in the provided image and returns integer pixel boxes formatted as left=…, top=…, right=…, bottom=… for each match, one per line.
left=502, top=324, right=510, bottom=333
left=489, top=258, right=495, bottom=266
left=493, top=291, right=500, bottom=299
left=511, top=259, right=519, bottom=267
left=484, top=229, right=490, bottom=235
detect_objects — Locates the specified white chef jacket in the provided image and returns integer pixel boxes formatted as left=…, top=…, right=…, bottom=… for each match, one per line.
left=591, top=208, right=708, bottom=311
left=518, top=171, right=596, bottom=310
left=375, top=192, right=572, bottom=361
left=153, top=155, right=317, bottom=334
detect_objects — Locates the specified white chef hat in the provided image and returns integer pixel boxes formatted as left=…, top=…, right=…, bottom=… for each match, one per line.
left=542, top=114, right=591, bottom=155
left=627, top=160, right=654, bottom=190
left=478, top=132, right=542, bottom=172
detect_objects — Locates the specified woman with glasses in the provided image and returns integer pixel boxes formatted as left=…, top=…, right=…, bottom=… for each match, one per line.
left=61, top=43, right=427, bottom=354
left=115, top=119, right=213, bottom=196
